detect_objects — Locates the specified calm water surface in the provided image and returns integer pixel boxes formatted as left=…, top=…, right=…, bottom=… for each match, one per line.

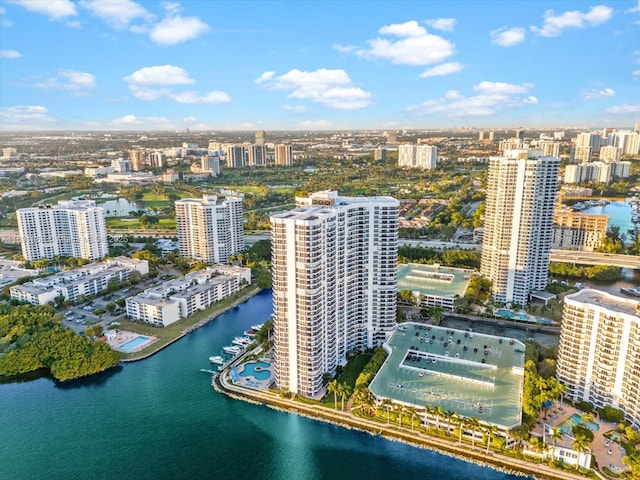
left=0, top=290, right=527, bottom=480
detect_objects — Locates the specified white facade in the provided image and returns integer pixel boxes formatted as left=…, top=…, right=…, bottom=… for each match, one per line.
left=563, top=161, right=631, bottom=184
left=10, top=257, right=148, bottom=306
left=226, top=145, right=246, bottom=168
left=17, top=200, right=108, bottom=262
left=271, top=190, right=399, bottom=397
left=480, top=152, right=559, bottom=306
left=398, top=145, right=437, bottom=169
left=201, top=155, right=221, bottom=175
left=557, top=289, right=640, bottom=429
left=175, top=195, right=244, bottom=263
left=571, top=145, right=592, bottom=163
left=125, top=265, right=250, bottom=327
left=575, top=132, right=601, bottom=154
left=599, top=145, right=622, bottom=162
left=246, top=144, right=266, bottom=166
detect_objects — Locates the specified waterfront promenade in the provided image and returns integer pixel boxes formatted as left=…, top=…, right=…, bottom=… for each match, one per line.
left=214, top=366, right=590, bottom=480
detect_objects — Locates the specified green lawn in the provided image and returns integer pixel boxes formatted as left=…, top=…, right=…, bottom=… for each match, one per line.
left=105, top=216, right=176, bottom=229
left=319, top=353, right=373, bottom=408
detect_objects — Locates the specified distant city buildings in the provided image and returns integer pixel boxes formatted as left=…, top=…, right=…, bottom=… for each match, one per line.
left=201, top=155, right=221, bottom=176
left=398, top=144, right=437, bottom=169
left=125, top=265, right=251, bottom=327
left=17, top=200, right=108, bottom=262
left=557, top=289, right=640, bottom=429
left=374, top=146, right=386, bottom=161
left=480, top=151, right=559, bottom=306
left=274, top=144, right=293, bottom=166
left=564, top=161, right=631, bottom=184
left=271, top=190, right=399, bottom=397
left=599, top=145, right=622, bottom=162
left=246, top=144, right=266, bottom=167
left=570, top=145, right=592, bottom=163
left=175, top=195, right=244, bottom=264
left=10, top=257, right=148, bottom=306
left=255, top=130, right=265, bottom=146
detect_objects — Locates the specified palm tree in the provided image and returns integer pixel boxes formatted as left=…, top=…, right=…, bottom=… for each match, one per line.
left=484, top=424, right=498, bottom=455
left=340, top=383, right=352, bottom=411
left=548, top=426, right=563, bottom=451
left=394, top=404, right=405, bottom=427
left=468, top=417, right=481, bottom=447
left=327, top=380, right=339, bottom=410
left=423, top=404, right=433, bottom=431
left=444, top=409, right=456, bottom=437
left=570, top=434, right=590, bottom=470
left=434, top=405, right=444, bottom=433
left=405, top=406, right=418, bottom=431
left=451, top=413, right=463, bottom=444
left=381, top=398, right=393, bottom=425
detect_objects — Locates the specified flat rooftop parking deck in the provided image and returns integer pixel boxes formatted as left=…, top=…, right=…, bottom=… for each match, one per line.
left=397, top=263, right=472, bottom=298
left=369, top=322, right=525, bottom=428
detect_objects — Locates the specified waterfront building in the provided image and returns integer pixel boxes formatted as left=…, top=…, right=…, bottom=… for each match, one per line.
left=271, top=190, right=399, bottom=397
left=125, top=265, right=250, bottom=327
left=175, top=195, right=244, bottom=263
left=274, top=144, right=293, bottom=166
left=10, top=257, right=148, bottom=306
left=480, top=151, right=559, bottom=306
left=398, top=144, right=437, bottom=169
left=17, top=200, right=108, bottom=262
left=557, top=289, right=640, bottom=429
left=552, top=206, right=608, bottom=252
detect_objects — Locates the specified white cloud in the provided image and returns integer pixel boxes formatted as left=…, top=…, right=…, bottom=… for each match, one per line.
left=625, top=1, right=640, bottom=14
left=124, top=65, right=195, bottom=85
left=170, top=91, right=231, bottom=104
left=424, top=18, right=456, bottom=32
left=254, top=71, right=275, bottom=84
left=110, top=114, right=175, bottom=129
left=408, top=81, right=538, bottom=117
left=34, top=70, right=96, bottom=92
left=583, top=87, right=615, bottom=99
left=183, top=115, right=197, bottom=123
left=0, top=6, right=12, bottom=27
left=490, top=26, right=525, bottom=47
left=352, top=20, right=455, bottom=66
left=6, top=0, right=76, bottom=20
left=332, top=44, right=357, bottom=53
left=80, top=0, right=152, bottom=30
left=0, top=50, right=21, bottom=58
left=259, top=68, right=373, bottom=110
left=0, top=105, right=55, bottom=129
left=531, top=5, right=613, bottom=37
left=281, top=105, right=308, bottom=113
left=633, top=69, right=640, bottom=77
left=473, top=81, right=534, bottom=95
left=149, top=14, right=208, bottom=45
left=605, top=104, right=640, bottom=114
left=419, top=62, right=464, bottom=78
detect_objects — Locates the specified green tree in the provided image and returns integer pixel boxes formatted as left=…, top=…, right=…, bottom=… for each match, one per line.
left=327, top=380, right=339, bottom=410
left=570, top=434, right=591, bottom=470
left=381, top=398, right=393, bottom=425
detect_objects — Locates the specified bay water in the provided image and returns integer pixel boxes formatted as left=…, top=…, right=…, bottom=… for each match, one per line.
left=0, top=290, right=526, bottom=480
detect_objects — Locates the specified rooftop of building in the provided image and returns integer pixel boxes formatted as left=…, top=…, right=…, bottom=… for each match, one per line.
left=369, top=323, right=525, bottom=428
left=566, top=288, right=639, bottom=317
left=397, top=263, right=472, bottom=299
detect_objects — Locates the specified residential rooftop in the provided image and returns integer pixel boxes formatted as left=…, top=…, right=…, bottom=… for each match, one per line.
left=397, top=263, right=472, bottom=299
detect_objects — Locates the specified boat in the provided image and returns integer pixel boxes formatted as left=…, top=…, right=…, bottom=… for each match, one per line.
left=209, top=356, right=225, bottom=365
left=223, top=345, right=242, bottom=355
left=232, top=336, right=252, bottom=346
left=243, top=329, right=257, bottom=337
left=620, top=287, right=640, bottom=298
left=251, top=323, right=264, bottom=331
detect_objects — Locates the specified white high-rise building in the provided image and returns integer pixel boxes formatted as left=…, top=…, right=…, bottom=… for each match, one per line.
left=599, top=145, right=622, bottom=162
left=575, top=132, right=601, bottom=154
left=226, top=145, right=246, bottom=168
left=201, top=155, right=221, bottom=176
left=480, top=151, right=559, bottom=306
left=398, top=145, right=437, bottom=169
left=539, top=141, right=560, bottom=158
left=557, top=289, right=640, bottom=429
left=17, top=200, right=108, bottom=262
left=175, top=195, right=244, bottom=263
left=246, top=144, right=266, bottom=166
left=271, top=190, right=399, bottom=398
left=570, top=145, right=592, bottom=163
left=274, top=144, right=292, bottom=166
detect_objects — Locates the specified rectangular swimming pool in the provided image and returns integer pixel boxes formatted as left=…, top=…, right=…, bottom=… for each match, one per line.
left=119, top=335, right=151, bottom=352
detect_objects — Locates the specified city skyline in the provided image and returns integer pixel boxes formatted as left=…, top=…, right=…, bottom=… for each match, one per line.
left=0, top=1, right=639, bottom=131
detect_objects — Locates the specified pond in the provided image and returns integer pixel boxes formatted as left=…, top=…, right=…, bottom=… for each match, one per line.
left=96, top=198, right=142, bottom=217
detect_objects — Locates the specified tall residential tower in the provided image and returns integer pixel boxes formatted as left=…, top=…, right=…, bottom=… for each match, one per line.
left=17, top=200, right=108, bottom=262
left=175, top=195, right=244, bottom=263
left=480, top=151, right=559, bottom=306
left=271, top=191, right=399, bottom=397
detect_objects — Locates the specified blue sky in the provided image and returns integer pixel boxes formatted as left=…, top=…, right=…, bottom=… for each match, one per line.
left=0, top=0, right=639, bottom=131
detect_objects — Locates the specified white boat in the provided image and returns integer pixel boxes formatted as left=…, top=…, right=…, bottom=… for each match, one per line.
left=251, top=323, right=264, bottom=331
left=232, top=336, right=252, bottom=346
left=209, top=356, right=225, bottom=365
left=243, top=329, right=257, bottom=337
left=223, top=345, right=242, bottom=355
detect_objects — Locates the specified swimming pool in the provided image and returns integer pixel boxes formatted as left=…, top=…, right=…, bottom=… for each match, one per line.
left=240, top=361, right=271, bottom=381
left=495, top=309, right=530, bottom=321
left=119, top=335, right=151, bottom=352
left=560, top=413, right=600, bottom=434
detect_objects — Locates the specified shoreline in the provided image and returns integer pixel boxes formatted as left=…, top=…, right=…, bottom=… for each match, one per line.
left=213, top=372, right=589, bottom=480
left=120, top=285, right=263, bottom=363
